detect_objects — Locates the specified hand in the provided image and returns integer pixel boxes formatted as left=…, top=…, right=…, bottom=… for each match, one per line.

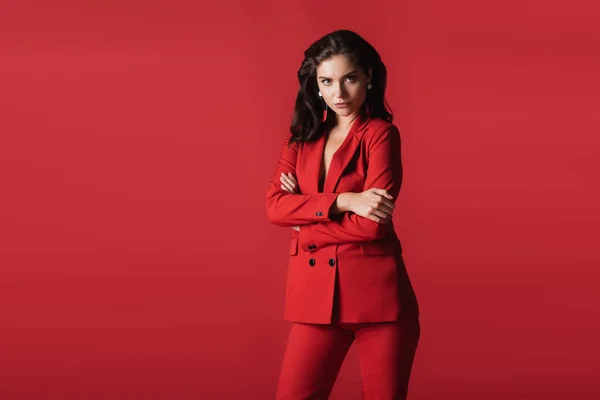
left=280, top=172, right=299, bottom=194
left=345, top=188, right=395, bottom=224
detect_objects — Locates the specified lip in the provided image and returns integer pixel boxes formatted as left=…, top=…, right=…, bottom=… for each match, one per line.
left=334, top=102, right=351, bottom=107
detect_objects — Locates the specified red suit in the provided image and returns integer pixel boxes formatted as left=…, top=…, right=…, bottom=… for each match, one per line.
left=265, top=111, right=419, bottom=324
left=266, top=110, right=420, bottom=399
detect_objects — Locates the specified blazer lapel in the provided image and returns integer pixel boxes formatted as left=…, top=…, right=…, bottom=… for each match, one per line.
left=298, top=134, right=326, bottom=194
left=323, top=110, right=371, bottom=193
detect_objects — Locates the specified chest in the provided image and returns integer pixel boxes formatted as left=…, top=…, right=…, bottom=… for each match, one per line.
left=295, top=128, right=369, bottom=194
left=318, top=134, right=346, bottom=192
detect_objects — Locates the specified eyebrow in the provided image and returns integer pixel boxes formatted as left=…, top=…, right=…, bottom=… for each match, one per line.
left=317, top=70, right=358, bottom=80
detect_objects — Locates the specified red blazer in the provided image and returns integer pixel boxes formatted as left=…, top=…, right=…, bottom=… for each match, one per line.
left=265, top=111, right=418, bottom=324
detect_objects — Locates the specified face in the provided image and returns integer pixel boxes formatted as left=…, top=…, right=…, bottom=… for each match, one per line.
left=316, top=54, right=372, bottom=119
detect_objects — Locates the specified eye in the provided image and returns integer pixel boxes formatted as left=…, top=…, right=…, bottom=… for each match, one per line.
left=345, top=75, right=357, bottom=83
left=320, top=79, right=331, bottom=85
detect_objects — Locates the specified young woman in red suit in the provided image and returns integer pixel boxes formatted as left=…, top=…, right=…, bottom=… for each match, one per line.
left=265, top=29, right=420, bottom=400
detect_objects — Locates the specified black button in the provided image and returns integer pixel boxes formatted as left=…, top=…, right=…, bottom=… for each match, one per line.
left=328, top=258, right=336, bottom=267
left=309, top=258, right=316, bottom=267
left=308, top=244, right=317, bottom=250
left=316, top=211, right=323, bottom=216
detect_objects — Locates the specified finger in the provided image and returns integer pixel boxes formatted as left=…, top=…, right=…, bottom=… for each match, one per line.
left=282, top=172, right=297, bottom=183
left=371, top=195, right=395, bottom=211
left=369, top=188, right=394, bottom=200
left=366, top=204, right=388, bottom=220
left=377, top=195, right=395, bottom=208
left=366, top=213, right=388, bottom=224
left=375, top=204, right=394, bottom=217
left=382, top=199, right=395, bottom=210
left=280, top=173, right=296, bottom=189
left=280, top=178, right=294, bottom=193
left=370, top=207, right=392, bottom=221
left=368, top=190, right=393, bottom=206
left=281, top=177, right=298, bottom=194
left=370, top=193, right=395, bottom=212
left=280, top=175, right=294, bottom=188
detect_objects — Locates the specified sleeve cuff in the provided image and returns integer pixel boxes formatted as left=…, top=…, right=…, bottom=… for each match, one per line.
left=317, top=193, right=340, bottom=220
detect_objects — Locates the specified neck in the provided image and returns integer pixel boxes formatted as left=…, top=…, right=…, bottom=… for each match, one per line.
left=335, top=112, right=360, bottom=130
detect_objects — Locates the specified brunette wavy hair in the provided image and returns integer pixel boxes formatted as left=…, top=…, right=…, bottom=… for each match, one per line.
left=289, top=29, right=393, bottom=143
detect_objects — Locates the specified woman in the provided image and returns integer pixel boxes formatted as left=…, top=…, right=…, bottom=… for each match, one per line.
left=265, top=30, right=420, bottom=400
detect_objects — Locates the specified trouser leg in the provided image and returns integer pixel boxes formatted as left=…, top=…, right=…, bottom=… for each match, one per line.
left=355, top=316, right=420, bottom=400
left=276, top=322, right=355, bottom=400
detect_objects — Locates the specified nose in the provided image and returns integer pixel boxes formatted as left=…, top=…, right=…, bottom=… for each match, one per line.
left=333, top=82, right=347, bottom=99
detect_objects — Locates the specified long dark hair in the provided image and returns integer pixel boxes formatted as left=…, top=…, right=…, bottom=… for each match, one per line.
left=289, top=29, right=393, bottom=143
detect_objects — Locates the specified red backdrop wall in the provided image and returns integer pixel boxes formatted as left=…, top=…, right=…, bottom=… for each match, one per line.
left=1, top=1, right=599, bottom=399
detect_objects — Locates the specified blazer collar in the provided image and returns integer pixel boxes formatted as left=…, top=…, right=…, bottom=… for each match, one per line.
left=305, top=109, right=371, bottom=194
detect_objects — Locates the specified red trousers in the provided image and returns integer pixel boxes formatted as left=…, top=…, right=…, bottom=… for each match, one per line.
left=275, top=314, right=420, bottom=400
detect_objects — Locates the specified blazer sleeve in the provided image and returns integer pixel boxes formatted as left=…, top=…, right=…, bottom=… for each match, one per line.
left=265, top=133, right=341, bottom=227
left=297, top=124, right=402, bottom=252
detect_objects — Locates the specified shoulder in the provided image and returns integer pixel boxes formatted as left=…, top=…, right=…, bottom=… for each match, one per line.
left=282, top=132, right=302, bottom=151
left=363, top=117, right=400, bottom=145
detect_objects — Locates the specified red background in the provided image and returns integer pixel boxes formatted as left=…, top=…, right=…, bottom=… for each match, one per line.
left=1, top=1, right=599, bottom=399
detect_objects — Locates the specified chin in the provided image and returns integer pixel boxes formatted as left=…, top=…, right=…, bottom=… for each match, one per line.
left=335, top=108, right=355, bottom=117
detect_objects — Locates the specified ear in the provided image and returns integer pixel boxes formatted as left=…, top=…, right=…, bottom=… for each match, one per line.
left=367, top=67, right=373, bottom=83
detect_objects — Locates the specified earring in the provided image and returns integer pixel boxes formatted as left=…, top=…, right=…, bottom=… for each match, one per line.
left=367, top=83, right=372, bottom=90
left=318, top=90, right=327, bottom=121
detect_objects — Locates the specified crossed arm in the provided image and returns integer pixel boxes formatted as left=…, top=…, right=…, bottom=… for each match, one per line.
left=265, top=124, right=402, bottom=252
